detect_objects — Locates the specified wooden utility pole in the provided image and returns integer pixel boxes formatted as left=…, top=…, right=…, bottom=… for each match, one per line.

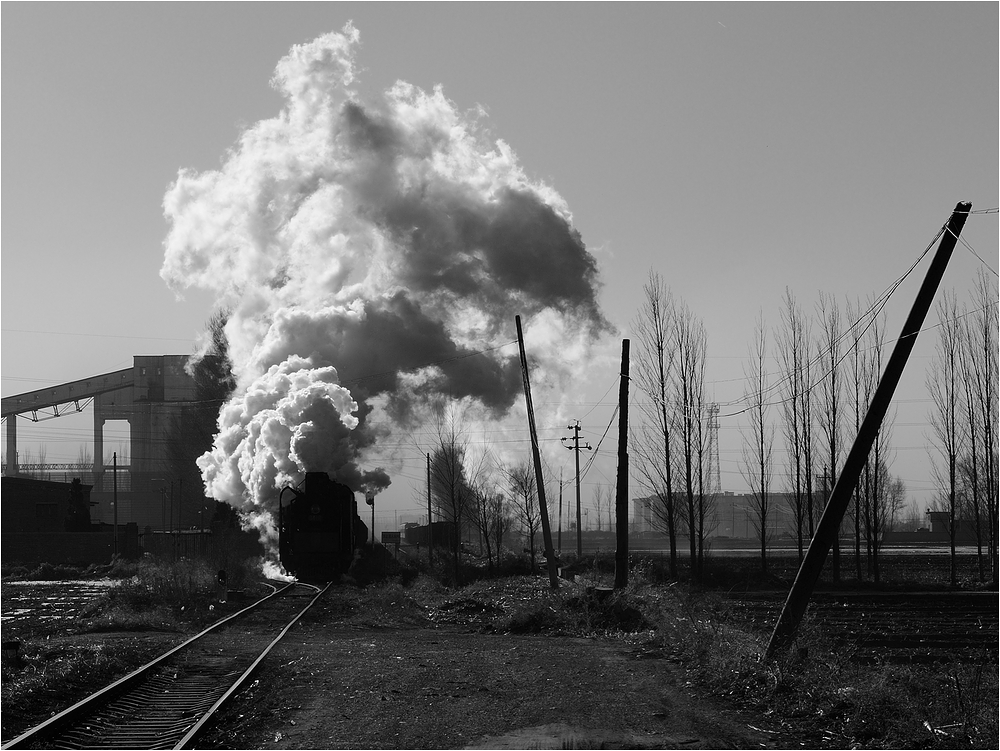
left=614, top=340, right=631, bottom=589
left=563, top=421, right=591, bottom=557
left=557, top=468, right=563, bottom=552
left=515, top=315, right=559, bottom=589
left=426, top=452, right=433, bottom=566
left=765, top=201, right=972, bottom=657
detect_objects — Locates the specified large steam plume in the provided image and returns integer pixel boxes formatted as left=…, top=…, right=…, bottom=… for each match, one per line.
left=160, top=24, right=609, bottom=551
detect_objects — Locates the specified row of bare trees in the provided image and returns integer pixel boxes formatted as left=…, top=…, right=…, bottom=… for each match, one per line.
left=927, top=271, right=999, bottom=584
left=632, top=272, right=715, bottom=581
left=633, top=269, right=922, bottom=581
left=746, top=288, right=912, bottom=581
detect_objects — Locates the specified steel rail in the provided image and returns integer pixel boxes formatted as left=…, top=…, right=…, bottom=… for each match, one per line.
left=1, top=581, right=324, bottom=750
left=176, top=582, right=328, bottom=748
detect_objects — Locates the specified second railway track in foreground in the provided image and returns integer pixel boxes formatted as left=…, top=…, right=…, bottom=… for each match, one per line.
left=3, top=581, right=328, bottom=750
left=726, top=590, right=998, bottom=664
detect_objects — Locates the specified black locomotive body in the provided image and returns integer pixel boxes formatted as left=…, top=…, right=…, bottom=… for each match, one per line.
left=278, top=472, right=367, bottom=581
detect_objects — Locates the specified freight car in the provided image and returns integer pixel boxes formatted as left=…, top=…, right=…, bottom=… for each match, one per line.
left=278, top=472, right=367, bottom=581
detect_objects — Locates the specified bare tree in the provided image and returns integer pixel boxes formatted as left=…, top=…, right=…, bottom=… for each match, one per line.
left=77, top=443, right=93, bottom=467
left=20, top=446, right=34, bottom=477
left=861, top=305, right=893, bottom=581
left=467, top=449, right=501, bottom=572
left=694, top=403, right=717, bottom=572
left=37, top=444, right=48, bottom=481
left=430, top=404, right=473, bottom=584
left=777, top=289, right=813, bottom=559
left=507, top=461, right=541, bottom=573
left=631, top=271, right=680, bottom=577
left=741, top=314, right=774, bottom=574
left=801, top=327, right=818, bottom=539
left=927, top=290, right=964, bottom=585
left=960, top=270, right=999, bottom=582
left=870, top=465, right=906, bottom=578
left=845, top=296, right=866, bottom=581
left=604, top=485, right=615, bottom=532
left=675, top=298, right=711, bottom=579
left=592, top=484, right=604, bottom=532
left=895, top=502, right=926, bottom=533
left=816, top=292, right=843, bottom=582
left=593, top=483, right=614, bottom=532
left=491, top=490, right=513, bottom=563
left=959, top=335, right=986, bottom=582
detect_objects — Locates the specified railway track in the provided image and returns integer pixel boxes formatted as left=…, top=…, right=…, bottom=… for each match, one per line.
left=726, top=590, right=998, bottom=664
left=2, top=581, right=329, bottom=750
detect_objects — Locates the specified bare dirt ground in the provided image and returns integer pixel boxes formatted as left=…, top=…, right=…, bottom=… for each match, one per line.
left=10, top=565, right=991, bottom=749
left=196, top=591, right=800, bottom=750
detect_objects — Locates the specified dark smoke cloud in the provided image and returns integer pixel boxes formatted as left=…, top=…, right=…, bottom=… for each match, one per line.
left=160, top=24, right=609, bottom=550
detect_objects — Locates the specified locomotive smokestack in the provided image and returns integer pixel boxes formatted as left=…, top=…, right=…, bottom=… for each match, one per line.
left=160, top=24, right=609, bottom=558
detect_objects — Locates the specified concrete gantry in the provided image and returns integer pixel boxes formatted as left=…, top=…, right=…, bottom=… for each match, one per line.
left=2, top=367, right=133, bottom=478
left=2, top=355, right=200, bottom=529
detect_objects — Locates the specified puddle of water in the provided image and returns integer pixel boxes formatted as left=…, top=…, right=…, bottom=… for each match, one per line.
left=4, top=579, right=116, bottom=587
left=1, top=580, right=118, bottom=623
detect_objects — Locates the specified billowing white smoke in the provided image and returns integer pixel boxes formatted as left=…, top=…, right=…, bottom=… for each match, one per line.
left=160, top=24, right=609, bottom=552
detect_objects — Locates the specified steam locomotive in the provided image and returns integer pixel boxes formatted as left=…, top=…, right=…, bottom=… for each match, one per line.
left=278, top=472, right=367, bottom=581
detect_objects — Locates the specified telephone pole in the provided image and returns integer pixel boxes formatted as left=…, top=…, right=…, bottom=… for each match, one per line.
left=427, top=452, right=433, bottom=566
left=562, top=421, right=591, bottom=557
left=557, top=468, right=563, bottom=553
left=765, top=201, right=972, bottom=657
left=614, top=339, right=630, bottom=590
left=516, top=315, right=559, bottom=589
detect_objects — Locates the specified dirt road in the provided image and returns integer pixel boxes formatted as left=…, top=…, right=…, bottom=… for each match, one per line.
left=199, top=615, right=793, bottom=749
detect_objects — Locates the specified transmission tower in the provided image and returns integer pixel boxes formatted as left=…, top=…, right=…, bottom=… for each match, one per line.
left=706, top=402, right=721, bottom=495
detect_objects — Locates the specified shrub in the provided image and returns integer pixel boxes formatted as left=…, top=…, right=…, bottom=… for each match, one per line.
left=77, top=558, right=230, bottom=631
left=645, top=583, right=999, bottom=749
left=506, top=601, right=570, bottom=634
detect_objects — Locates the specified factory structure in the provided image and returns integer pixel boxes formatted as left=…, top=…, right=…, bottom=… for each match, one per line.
left=2, top=355, right=205, bottom=532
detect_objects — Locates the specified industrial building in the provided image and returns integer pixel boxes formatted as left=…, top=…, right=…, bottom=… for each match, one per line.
left=2, top=355, right=206, bottom=531
left=633, top=491, right=796, bottom=539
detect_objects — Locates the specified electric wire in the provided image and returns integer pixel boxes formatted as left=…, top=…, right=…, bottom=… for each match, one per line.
left=712, top=221, right=947, bottom=420
left=1, top=328, right=198, bottom=343
left=578, top=401, right=619, bottom=483
left=946, top=225, right=1000, bottom=277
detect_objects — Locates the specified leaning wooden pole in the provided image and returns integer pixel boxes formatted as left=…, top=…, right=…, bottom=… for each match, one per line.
left=516, top=315, right=560, bottom=589
left=765, top=201, right=972, bottom=658
left=614, top=339, right=631, bottom=590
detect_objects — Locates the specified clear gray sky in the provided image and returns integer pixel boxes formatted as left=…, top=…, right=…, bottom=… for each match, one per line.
left=3, top=3, right=997, bottom=520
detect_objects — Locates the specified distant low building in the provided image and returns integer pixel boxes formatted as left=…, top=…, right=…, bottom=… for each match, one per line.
left=633, top=492, right=796, bottom=539
left=918, top=511, right=982, bottom=543
left=1, top=476, right=94, bottom=534
left=1, top=475, right=139, bottom=564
